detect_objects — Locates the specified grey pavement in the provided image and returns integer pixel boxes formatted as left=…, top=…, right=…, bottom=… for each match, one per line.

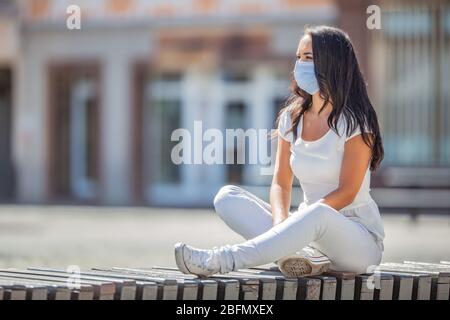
left=0, top=205, right=449, bottom=269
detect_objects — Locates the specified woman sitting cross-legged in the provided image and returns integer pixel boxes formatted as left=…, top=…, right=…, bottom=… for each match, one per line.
left=174, top=25, right=385, bottom=278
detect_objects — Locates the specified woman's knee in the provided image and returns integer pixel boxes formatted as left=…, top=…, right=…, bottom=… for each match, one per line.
left=299, top=201, right=337, bottom=222
left=213, top=185, right=243, bottom=215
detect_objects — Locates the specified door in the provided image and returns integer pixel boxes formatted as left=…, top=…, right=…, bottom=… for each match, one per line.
left=0, top=68, right=14, bottom=201
left=48, top=63, right=101, bottom=202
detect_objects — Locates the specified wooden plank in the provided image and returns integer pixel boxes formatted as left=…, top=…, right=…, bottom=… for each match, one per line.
left=28, top=267, right=137, bottom=300
left=0, top=278, right=48, bottom=300
left=245, top=267, right=298, bottom=300
left=109, top=267, right=198, bottom=300
left=135, top=281, right=159, bottom=300
left=93, top=267, right=178, bottom=300
left=151, top=266, right=258, bottom=301
left=401, top=261, right=450, bottom=300
left=244, top=267, right=298, bottom=300
left=154, top=267, right=258, bottom=300
left=211, top=266, right=294, bottom=300
left=297, top=277, right=321, bottom=300
left=373, top=274, right=394, bottom=300
left=82, top=270, right=158, bottom=300
left=219, top=277, right=257, bottom=301
left=314, top=275, right=337, bottom=300
left=127, top=268, right=199, bottom=300
left=324, top=270, right=356, bottom=280
left=215, top=279, right=240, bottom=300
left=378, top=271, right=413, bottom=300
left=0, top=275, right=75, bottom=300
left=0, top=273, right=93, bottom=300
left=354, top=275, right=374, bottom=300
left=7, top=268, right=116, bottom=300
left=141, top=267, right=218, bottom=300
left=0, top=270, right=97, bottom=300
left=220, top=271, right=276, bottom=300
left=1, top=284, right=27, bottom=300
left=339, top=278, right=355, bottom=300
left=325, top=272, right=355, bottom=300
left=380, top=264, right=434, bottom=300
left=229, top=273, right=276, bottom=300
left=413, top=275, right=432, bottom=300
left=371, top=187, right=450, bottom=208
left=46, top=287, right=72, bottom=300
left=26, top=286, right=48, bottom=300
left=90, top=268, right=164, bottom=300
left=404, top=261, right=450, bottom=271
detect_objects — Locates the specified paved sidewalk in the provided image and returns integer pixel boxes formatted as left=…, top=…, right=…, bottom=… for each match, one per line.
left=0, top=205, right=449, bottom=269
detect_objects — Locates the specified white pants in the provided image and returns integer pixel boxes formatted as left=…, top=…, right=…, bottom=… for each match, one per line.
left=213, top=185, right=382, bottom=274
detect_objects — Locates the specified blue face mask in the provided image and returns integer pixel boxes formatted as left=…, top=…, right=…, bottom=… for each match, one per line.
left=294, top=60, right=320, bottom=95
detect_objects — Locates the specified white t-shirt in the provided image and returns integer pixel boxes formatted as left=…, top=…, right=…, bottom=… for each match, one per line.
left=277, top=108, right=385, bottom=251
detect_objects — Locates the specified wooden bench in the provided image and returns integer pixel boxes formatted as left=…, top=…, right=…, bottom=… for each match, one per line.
left=0, top=262, right=449, bottom=300
left=371, top=167, right=450, bottom=217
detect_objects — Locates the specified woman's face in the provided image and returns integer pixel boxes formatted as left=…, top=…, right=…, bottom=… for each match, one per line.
left=296, top=34, right=313, bottom=62
left=294, top=34, right=320, bottom=97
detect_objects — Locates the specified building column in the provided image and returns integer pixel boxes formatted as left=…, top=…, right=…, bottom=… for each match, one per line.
left=336, top=0, right=373, bottom=76
left=14, top=45, right=47, bottom=203
left=100, top=54, right=132, bottom=205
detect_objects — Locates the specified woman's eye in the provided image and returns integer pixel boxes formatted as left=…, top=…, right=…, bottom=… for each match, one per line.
left=296, top=55, right=313, bottom=62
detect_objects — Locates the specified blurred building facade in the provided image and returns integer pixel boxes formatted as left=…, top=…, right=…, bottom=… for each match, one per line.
left=0, top=0, right=449, bottom=206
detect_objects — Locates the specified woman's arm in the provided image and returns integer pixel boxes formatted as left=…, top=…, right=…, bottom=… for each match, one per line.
left=270, top=135, right=294, bottom=225
left=319, top=133, right=374, bottom=211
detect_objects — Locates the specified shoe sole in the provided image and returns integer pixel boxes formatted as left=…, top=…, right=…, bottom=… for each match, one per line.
left=174, top=242, right=191, bottom=274
left=278, top=256, right=331, bottom=278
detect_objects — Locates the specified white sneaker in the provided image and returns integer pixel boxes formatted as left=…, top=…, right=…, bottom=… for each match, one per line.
left=277, top=246, right=331, bottom=278
left=174, top=242, right=227, bottom=278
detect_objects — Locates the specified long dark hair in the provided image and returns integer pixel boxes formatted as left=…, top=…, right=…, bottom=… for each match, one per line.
left=275, top=25, right=384, bottom=171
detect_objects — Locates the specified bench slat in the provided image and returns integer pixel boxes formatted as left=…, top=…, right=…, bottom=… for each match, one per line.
left=0, top=270, right=95, bottom=300
left=28, top=267, right=137, bottom=300
left=153, top=266, right=267, bottom=300
left=354, top=275, right=374, bottom=300
left=238, top=268, right=298, bottom=300
left=93, top=267, right=179, bottom=300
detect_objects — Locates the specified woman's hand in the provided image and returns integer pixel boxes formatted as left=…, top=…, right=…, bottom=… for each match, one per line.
left=270, top=131, right=294, bottom=226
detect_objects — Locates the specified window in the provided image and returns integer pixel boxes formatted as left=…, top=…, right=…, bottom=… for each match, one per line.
left=379, top=3, right=450, bottom=166
left=144, top=73, right=183, bottom=185
left=225, top=101, right=247, bottom=184
left=149, top=99, right=181, bottom=183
